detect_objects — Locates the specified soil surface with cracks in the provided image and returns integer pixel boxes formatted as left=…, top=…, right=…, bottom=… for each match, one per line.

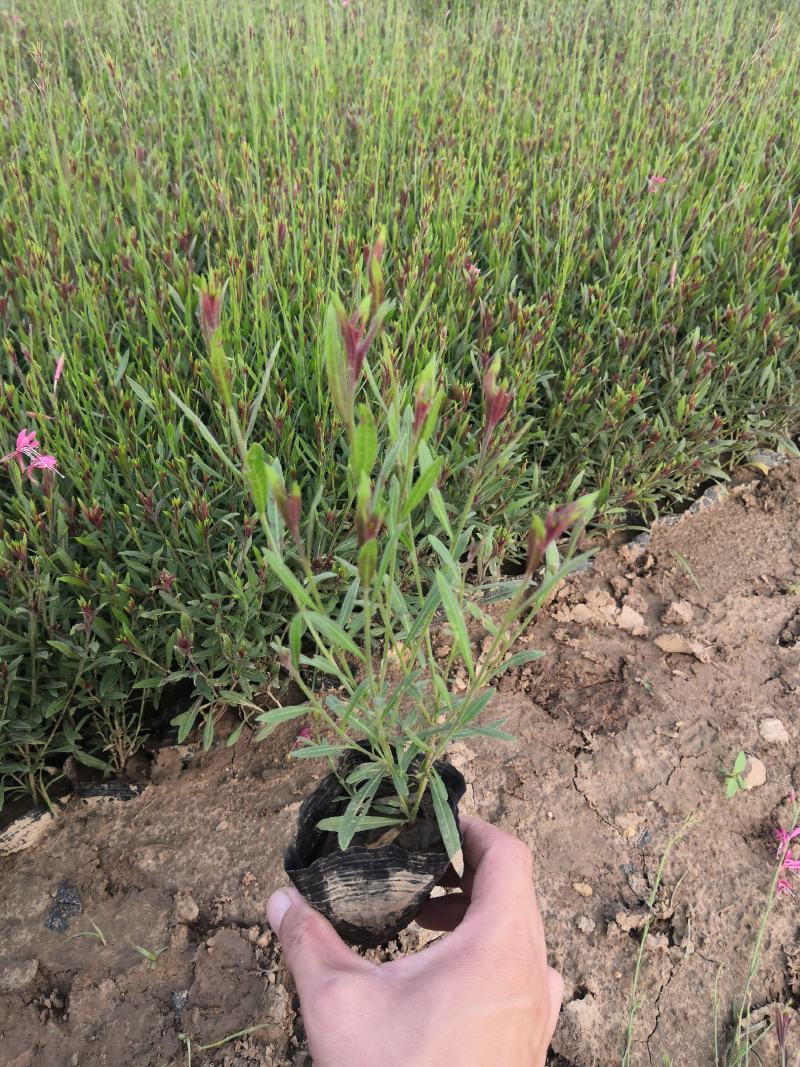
left=1, top=461, right=800, bottom=1067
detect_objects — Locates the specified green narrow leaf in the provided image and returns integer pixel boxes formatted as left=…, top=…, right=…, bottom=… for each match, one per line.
left=299, top=654, right=349, bottom=681
left=402, top=457, right=443, bottom=518
left=209, top=336, right=233, bottom=407
left=429, top=487, right=452, bottom=539
left=324, top=300, right=350, bottom=427
left=303, top=611, right=364, bottom=661
left=246, top=443, right=269, bottom=515
left=732, top=751, right=746, bottom=775
left=172, top=704, right=199, bottom=743
left=337, top=577, right=361, bottom=628
left=351, top=404, right=378, bottom=479
left=245, top=341, right=280, bottom=441
left=225, top=721, right=245, bottom=747
left=290, top=742, right=347, bottom=760
left=169, top=391, right=240, bottom=476
left=336, top=775, right=384, bottom=849
left=264, top=549, right=313, bottom=609
left=428, top=534, right=460, bottom=581
left=317, top=814, right=404, bottom=837
left=289, top=613, right=304, bottom=669
left=345, top=761, right=385, bottom=785
left=73, top=749, right=112, bottom=772
left=435, top=572, right=474, bottom=679
left=127, top=377, right=156, bottom=410
left=429, top=768, right=461, bottom=861
left=457, top=686, right=496, bottom=726
left=358, top=539, right=377, bottom=587
left=457, top=722, right=515, bottom=742
left=202, top=713, right=214, bottom=751
left=466, top=601, right=498, bottom=636
left=254, top=704, right=309, bottom=726
left=486, top=648, right=544, bottom=680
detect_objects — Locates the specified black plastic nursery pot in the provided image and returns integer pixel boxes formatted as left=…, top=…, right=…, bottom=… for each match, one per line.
left=285, top=750, right=466, bottom=947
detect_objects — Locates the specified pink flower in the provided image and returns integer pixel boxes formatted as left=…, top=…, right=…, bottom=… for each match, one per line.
left=776, top=826, right=800, bottom=853
left=648, top=175, right=667, bottom=194
left=53, top=355, right=65, bottom=392
left=292, top=726, right=313, bottom=750
left=777, top=877, right=794, bottom=897
left=16, top=428, right=39, bottom=452
left=198, top=284, right=223, bottom=350
left=28, top=454, right=58, bottom=472
left=1, top=427, right=61, bottom=479
left=2, top=428, right=40, bottom=471
left=482, top=358, right=513, bottom=451
left=669, top=261, right=678, bottom=289
left=464, top=260, right=482, bottom=294
left=526, top=502, right=581, bottom=575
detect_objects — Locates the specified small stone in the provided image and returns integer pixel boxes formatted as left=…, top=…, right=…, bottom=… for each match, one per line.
left=174, top=891, right=199, bottom=924
left=661, top=600, right=694, bottom=627
left=654, top=633, right=710, bottom=662
left=613, top=909, right=649, bottom=933
left=215, top=819, right=230, bottom=832
left=256, top=931, right=273, bottom=949
left=576, top=915, right=595, bottom=934
left=0, top=958, right=39, bottom=995
left=742, top=755, right=766, bottom=790
left=646, top=932, right=670, bottom=952
left=759, top=718, right=789, bottom=744
left=615, top=605, right=649, bottom=637
left=245, top=925, right=260, bottom=943
left=547, top=811, right=554, bottom=820
left=572, top=882, right=593, bottom=898
left=622, top=826, right=636, bottom=839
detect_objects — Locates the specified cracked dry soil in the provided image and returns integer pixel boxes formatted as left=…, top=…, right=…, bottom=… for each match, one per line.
left=2, top=462, right=799, bottom=1067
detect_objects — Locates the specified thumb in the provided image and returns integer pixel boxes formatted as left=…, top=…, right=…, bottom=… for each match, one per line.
left=267, top=886, right=370, bottom=997
left=545, top=967, right=564, bottom=1041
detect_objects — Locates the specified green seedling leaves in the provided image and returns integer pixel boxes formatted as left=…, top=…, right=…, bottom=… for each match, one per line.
left=435, top=572, right=474, bottom=679
left=429, top=768, right=461, bottom=862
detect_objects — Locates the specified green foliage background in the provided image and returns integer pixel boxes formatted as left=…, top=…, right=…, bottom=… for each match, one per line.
left=0, top=0, right=798, bottom=804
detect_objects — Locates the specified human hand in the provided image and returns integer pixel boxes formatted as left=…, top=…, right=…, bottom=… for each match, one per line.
left=266, top=814, right=563, bottom=1067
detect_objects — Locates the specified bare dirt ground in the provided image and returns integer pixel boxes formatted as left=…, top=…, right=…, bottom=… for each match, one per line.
left=2, top=461, right=799, bottom=1067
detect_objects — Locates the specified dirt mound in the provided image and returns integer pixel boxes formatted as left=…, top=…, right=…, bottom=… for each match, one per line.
left=2, top=462, right=799, bottom=1067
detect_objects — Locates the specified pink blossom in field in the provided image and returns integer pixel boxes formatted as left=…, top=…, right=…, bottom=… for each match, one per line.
left=775, top=826, right=800, bottom=851
left=198, top=287, right=223, bottom=349
left=27, top=454, right=58, bottom=472
left=17, top=428, right=39, bottom=451
left=292, top=725, right=313, bottom=750
left=669, top=261, right=678, bottom=289
left=648, top=175, right=667, bottom=194
left=53, top=355, right=66, bottom=393
left=1, top=427, right=61, bottom=479
left=775, top=824, right=800, bottom=900
left=1, top=428, right=40, bottom=471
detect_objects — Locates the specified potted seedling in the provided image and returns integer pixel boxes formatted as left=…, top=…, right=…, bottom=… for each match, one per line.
left=201, top=239, right=595, bottom=945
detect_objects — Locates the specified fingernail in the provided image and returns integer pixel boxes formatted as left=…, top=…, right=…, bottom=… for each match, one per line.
left=267, top=888, right=294, bottom=934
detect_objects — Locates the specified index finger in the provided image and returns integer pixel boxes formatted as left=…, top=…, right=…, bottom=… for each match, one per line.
left=455, top=815, right=545, bottom=944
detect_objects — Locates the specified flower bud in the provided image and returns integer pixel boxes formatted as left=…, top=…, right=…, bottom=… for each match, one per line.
left=198, top=275, right=224, bottom=351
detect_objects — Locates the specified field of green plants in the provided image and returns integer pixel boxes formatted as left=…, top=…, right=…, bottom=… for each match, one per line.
left=1, top=0, right=798, bottom=807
